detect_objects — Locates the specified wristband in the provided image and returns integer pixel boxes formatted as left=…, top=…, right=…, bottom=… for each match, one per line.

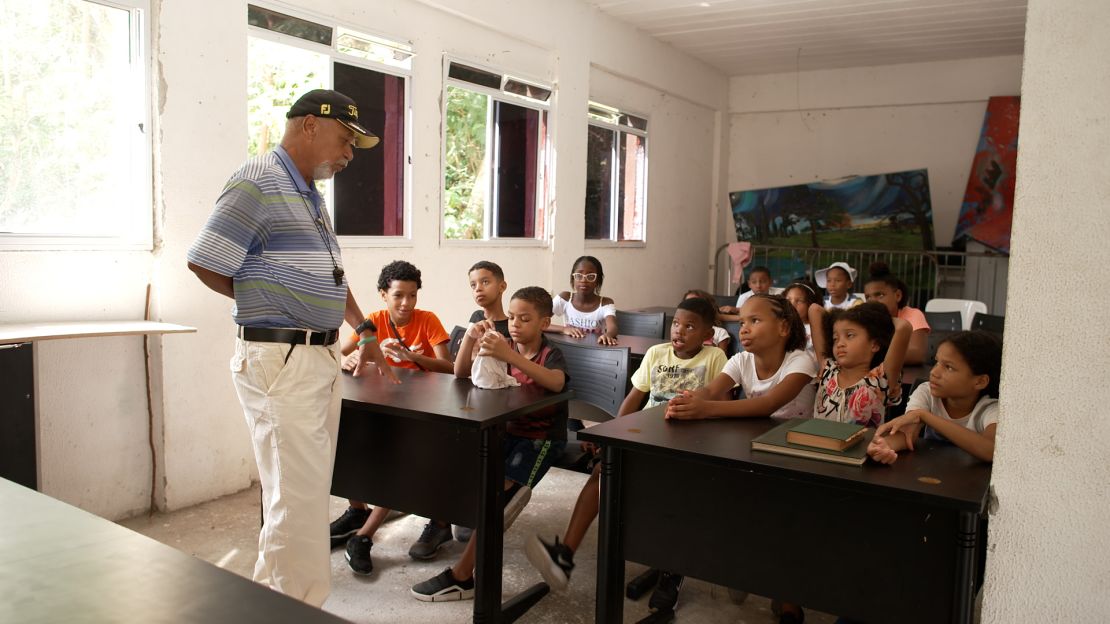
left=357, top=336, right=378, bottom=347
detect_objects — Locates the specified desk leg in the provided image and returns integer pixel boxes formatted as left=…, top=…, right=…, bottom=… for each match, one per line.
left=474, top=426, right=505, bottom=624
left=952, top=511, right=980, bottom=624
left=596, top=446, right=624, bottom=624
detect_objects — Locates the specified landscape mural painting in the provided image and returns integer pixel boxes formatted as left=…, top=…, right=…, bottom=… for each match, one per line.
left=728, top=171, right=937, bottom=296
left=730, top=170, right=935, bottom=251
left=953, top=96, right=1020, bottom=254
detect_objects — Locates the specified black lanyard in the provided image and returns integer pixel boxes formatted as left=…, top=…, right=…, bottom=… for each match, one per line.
left=275, top=154, right=345, bottom=287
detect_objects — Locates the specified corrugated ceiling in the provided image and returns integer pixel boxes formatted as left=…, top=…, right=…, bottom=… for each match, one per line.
left=586, top=0, right=1027, bottom=75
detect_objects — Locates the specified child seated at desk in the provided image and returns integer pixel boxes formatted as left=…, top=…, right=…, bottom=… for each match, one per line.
left=330, top=260, right=455, bottom=574
left=463, top=260, right=510, bottom=342
left=810, top=301, right=912, bottom=428
left=667, top=294, right=816, bottom=421
left=719, top=265, right=782, bottom=319
left=548, top=255, right=619, bottom=345
left=816, top=261, right=865, bottom=310
left=863, top=261, right=931, bottom=365
left=525, top=297, right=726, bottom=613
left=684, top=289, right=731, bottom=352
left=868, top=330, right=1001, bottom=464
left=411, top=286, right=569, bottom=602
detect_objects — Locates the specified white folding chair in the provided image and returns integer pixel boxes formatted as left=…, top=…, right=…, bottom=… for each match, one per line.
left=924, top=298, right=988, bottom=331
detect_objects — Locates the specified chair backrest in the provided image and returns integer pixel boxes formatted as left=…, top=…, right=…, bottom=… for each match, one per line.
left=615, top=310, right=666, bottom=339
left=971, top=312, right=1005, bottom=336
left=924, top=298, right=988, bottom=331
left=721, top=320, right=742, bottom=357
left=714, top=294, right=736, bottom=309
left=926, top=329, right=956, bottom=366
left=554, top=339, right=631, bottom=419
left=924, top=311, right=962, bottom=332
left=448, top=325, right=466, bottom=361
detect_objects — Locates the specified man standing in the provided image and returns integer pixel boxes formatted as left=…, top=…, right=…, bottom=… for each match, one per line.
left=187, top=89, right=398, bottom=606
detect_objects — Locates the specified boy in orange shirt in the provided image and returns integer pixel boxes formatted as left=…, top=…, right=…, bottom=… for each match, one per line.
left=330, top=260, right=455, bottom=574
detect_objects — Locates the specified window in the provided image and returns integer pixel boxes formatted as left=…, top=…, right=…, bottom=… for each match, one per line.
left=443, top=61, right=550, bottom=241
left=247, top=4, right=410, bottom=238
left=585, top=102, right=647, bottom=243
left=0, top=0, right=150, bottom=249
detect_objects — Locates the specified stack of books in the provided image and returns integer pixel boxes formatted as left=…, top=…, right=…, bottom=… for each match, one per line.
left=751, top=418, right=871, bottom=466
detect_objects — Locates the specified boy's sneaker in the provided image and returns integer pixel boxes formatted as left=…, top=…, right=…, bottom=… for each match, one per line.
left=453, top=525, right=473, bottom=543
left=410, top=567, right=475, bottom=602
left=329, top=506, right=370, bottom=549
left=524, top=534, right=575, bottom=591
left=408, top=521, right=453, bottom=560
left=503, top=484, right=532, bottom=532
left=648, top=571, right=684, bottom=613
left=344, top=535, right=373, bottom=575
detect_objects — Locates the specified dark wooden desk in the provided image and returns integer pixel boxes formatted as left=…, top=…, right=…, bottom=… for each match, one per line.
left=579, top=408, right=991, bottom=624
left=330, top=369, right=573, bottom=624
left=0, top=477, right=348, bottom=623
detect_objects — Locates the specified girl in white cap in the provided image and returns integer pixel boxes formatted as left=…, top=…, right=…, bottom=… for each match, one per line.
left=815, top=261, right=864, bottom=310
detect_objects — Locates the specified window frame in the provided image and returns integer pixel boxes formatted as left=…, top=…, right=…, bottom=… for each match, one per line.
left=247, top=2, right=414, bottom=247
left=0, top=0, right=153, bottom=251
left=584, top=102, right=649, bottom=249
left=440, top=56, right=552, bottom=248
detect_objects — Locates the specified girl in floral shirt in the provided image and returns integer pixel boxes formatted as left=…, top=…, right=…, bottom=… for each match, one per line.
left=810, top=301, right=912, bottom=427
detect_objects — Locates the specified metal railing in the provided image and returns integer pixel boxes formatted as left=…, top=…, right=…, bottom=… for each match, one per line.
left=714, top=244, right=1010, bottom=314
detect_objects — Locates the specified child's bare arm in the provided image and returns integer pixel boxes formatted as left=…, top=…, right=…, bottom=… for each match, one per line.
left=883, top=317, right=912, bottom=387
left=904, top=328, right=929, bottom=365
left=666, top=372, right=812, bottom=420
left=479, top=333, right=565, bottom=392
left=808, top=304, right=830, bottom=361
left=918, top=412, right=997, bottom=462
left=453, top=321, right=495, bottom=378
left=617, top=388, right=648, bottom=417
left=690, top=371, right=738, bottom=401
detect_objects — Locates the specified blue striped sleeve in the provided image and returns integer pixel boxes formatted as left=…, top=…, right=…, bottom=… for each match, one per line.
left=187, top=178, right=270, bottom=277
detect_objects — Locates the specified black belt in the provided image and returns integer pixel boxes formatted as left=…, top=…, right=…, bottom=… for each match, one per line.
left=238, top=326, right=339, bottom=346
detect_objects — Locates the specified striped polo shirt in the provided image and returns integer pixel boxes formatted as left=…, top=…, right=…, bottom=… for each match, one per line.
left=187, top=147, right=347, bottom=331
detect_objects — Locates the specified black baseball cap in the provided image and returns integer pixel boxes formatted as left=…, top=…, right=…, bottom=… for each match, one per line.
left=287, top=89, right=380, bottom=149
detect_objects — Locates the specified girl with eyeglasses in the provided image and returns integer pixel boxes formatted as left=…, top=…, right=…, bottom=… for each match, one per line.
left=548, top=255, right=619, bottom=345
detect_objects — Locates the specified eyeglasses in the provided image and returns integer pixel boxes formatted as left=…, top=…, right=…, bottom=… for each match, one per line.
left=571, top=272, right=598, bottom=283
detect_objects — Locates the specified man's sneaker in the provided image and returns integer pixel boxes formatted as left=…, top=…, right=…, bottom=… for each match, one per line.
left=503, top=484, right=532, bottom=532
left=408, top=521, right=453, bottom=560
left=344, top=535, right=373, bottom=575
left=410, top=567, right=475, bottom=602
left=453, top=525, right=473, bottom=543
left=329, top=506, right=370, bottom=549
left=648, top=571, right=684, bottom=613
left=524, top=534, right=575, bottom=591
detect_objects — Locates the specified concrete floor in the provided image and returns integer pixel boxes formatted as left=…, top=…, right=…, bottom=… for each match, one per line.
left=120, top=469, right=838, bottom=624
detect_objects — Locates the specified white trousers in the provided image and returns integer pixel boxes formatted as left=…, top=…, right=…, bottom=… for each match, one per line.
left=231, top=338, right=341, bottom=607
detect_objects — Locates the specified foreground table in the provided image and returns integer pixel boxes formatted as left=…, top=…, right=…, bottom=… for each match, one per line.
left=580, top=408, right=991, bottom=624
left=0, top=477, right=348, bottom=623
left=331, top=368, right=573, bottom=624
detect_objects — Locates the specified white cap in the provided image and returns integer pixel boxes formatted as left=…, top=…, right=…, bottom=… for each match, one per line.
left=815, top=262, right=857, bottom=288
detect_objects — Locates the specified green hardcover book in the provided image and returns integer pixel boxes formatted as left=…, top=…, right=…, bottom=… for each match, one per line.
left=751, top=418, right=872, bottom=466
left=787, top=418, right=867, bottom=451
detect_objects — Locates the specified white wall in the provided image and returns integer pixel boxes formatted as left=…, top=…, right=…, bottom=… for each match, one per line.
left=982, top=0, right=1110, bottom=620
left=0, top=0, right=726, bottom=517
left=726, top=55, right=1023, bottom=249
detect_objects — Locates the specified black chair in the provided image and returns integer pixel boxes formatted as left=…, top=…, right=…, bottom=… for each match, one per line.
left=615, top=310, right=666, bottom=339
left=926, top=329, right=957, bottom=366
left=721, top=320, right=742, bottom=357
left=971, top=312, right=1005, bottom=336
left=447, top=325, right=466, bottom=361
left=549, top=339, right=631, bottom=472
left=714, top=294, right=736, bottom=309
left=924, top=311, right=962, bottom=332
